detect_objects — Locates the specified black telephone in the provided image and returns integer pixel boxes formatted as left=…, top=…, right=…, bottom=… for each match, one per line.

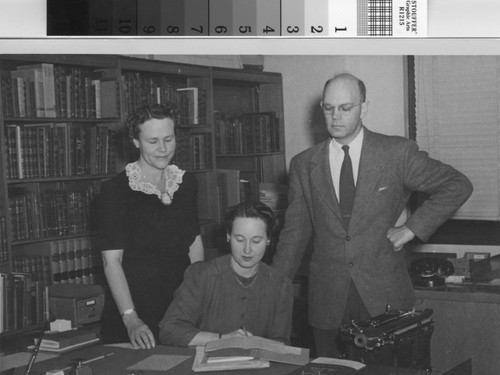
left=410, top=257, right=454, bottom=288
left=410, top=257, right=454, bottom=278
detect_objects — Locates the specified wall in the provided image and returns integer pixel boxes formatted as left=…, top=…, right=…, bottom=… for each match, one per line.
left=146, top=54, right=407, bottom=170
left=263, top=55, right=407, bottom=167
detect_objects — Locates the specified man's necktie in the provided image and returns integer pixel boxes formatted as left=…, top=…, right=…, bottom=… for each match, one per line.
left=339, top=145, right=355, bottom=226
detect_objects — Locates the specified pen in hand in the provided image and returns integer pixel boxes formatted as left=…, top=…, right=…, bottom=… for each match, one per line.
left=241, top=326, right=248, bottom=337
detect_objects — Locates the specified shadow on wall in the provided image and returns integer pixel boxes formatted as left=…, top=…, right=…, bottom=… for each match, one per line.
left=308, top=94, right=330, bottom=145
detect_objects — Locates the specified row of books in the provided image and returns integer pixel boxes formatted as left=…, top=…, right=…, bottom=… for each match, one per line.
left=0, top=271, right=49, bottom=333
left=1, top=63, right=120, bottom=119
left=0, top=217, right=8, bottom=263
left=9, top=184, right=95, bottom=241
left=121, top=72, right=207, bottom=125
left=215, top=111, right=281, bottom=155
left=176, top=130, right=213, bottom=170
left=5, top=122, right=117, bottom=180
left=15, top=237, right=103, bottom=286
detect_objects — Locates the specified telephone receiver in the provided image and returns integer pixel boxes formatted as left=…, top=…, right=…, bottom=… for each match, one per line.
left=410, top=257, right=455, bottom=278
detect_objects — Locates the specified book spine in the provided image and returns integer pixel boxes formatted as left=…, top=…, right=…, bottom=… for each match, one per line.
left=15, top=77, right=27, bottom=117
left=39, top=64, right=56, bottom=118
left=6, top=126, right=18, bottom=179
left=0, top=70, right=14, bottom=117
left=92, top=79, right=101, bottom=118
left=0, top=217, right=8, bottom=263
left=57, top=240, right=68, bottom=284
left=3, top=273, right=15, bottom=331
left=33, top=68, right=45, bottom=117
left=74, top=238, right=83, bottom=284
left=66, top=239, right=76, bottom=284
left=49, top=241, right=61, bottom=285
left=81, top=237, right=91, bottom=284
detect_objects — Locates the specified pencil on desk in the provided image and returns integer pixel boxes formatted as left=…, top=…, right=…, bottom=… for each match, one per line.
left=25, top=330, right=44, bottom=375
left=82, top=352, right=115, bottom=365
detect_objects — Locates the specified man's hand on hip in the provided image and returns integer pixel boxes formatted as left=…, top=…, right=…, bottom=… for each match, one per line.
left=387, top=225, right=415, bottom=252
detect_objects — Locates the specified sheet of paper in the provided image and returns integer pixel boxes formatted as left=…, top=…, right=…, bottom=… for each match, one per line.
left=126, top=354, right=191, bottom=372
left=0, top=352, right=57, bottom=371
left=104, top=342, right=138, bottom=349
left=311, top=357, right=366, bottom=370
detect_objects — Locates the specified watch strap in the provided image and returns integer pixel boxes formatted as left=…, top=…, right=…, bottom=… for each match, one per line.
left=121, top=308, right=135, bottom=317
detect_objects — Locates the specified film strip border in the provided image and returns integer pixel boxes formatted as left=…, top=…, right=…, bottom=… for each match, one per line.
left=47, top=0, right=419, bottom=37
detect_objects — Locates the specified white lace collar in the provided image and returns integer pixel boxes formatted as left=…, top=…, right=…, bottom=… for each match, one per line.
left=126, top=162, right=185, bottom=205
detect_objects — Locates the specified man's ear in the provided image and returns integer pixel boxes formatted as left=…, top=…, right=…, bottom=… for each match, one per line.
left=132, top=138, right=140, bottom=148
left=360, top=101, right=369, bottom=119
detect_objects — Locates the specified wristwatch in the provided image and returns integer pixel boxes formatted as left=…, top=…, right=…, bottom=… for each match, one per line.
left=121, top=308, right=135, bottom=317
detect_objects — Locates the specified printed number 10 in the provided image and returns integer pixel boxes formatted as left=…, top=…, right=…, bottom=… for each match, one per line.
left=118, top=19, right=132, bottom=34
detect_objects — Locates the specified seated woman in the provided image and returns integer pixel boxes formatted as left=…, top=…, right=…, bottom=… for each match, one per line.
left=159, top=201, right=293, bottom=347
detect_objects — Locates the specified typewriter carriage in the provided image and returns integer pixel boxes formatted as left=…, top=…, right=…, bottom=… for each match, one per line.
left=340, top=306, right=434, bottom=370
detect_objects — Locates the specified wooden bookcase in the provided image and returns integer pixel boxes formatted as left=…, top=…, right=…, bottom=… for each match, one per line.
left=0, top=55, right=286, bottom=337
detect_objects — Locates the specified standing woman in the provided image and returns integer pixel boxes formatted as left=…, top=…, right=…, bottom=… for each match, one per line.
left=97, top=103, right=204, bottom=349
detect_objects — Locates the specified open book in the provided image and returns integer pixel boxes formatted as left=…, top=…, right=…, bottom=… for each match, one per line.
left=192, top=336, right=309, bottom=372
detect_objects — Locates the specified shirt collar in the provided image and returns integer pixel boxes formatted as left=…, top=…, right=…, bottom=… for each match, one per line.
left=330, top=127, right=364, bottom=156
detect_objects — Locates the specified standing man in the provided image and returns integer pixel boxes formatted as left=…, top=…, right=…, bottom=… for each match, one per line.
left=272, top=73, right=473, bottom=357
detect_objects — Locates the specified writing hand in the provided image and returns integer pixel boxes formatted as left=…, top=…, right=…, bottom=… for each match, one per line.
left=221, top=328, right=254, bottom=340
left=123, top=312, right=156, bottom=349
left=387, top=225, right=415, bottom=252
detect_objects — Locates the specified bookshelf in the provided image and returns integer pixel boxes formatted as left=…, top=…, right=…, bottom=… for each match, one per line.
left=211, top=67, right=286, bottom=260
left=0, top=55, right=125, bottom=336
left=0, top=55, right=286, bottom=336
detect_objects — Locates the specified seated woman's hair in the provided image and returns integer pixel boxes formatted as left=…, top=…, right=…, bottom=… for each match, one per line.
left=126, top=103, right=178, bottom=140
left=224, top=201, right=275, bottom=238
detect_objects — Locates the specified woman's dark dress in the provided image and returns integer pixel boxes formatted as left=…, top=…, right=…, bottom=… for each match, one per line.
left=97, top=169, right=200, bottom=342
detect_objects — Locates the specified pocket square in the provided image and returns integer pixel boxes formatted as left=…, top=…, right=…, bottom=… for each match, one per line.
left=377, top=186, right=388, bottom=192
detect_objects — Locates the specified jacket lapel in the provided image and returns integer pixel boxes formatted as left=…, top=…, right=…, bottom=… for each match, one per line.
left=310, top=140, right=344, bottom=223
left=352, top=128, right=384, bottom=225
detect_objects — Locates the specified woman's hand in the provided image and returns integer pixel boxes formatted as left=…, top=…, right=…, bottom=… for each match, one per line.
left=123, top=312, right=156, bottom=349
left=221, top=328, right=253, bottom=340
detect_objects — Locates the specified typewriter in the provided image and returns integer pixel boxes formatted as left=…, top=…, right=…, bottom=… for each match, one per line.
left=340, top=306, right=434, bottom=370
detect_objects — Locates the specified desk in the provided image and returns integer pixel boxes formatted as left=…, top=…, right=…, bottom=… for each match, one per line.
left=10, top=344, right=434, bottom=375
left=415, top=288, right=500, bottom=375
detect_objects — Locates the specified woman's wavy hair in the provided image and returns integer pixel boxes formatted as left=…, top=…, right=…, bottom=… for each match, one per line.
left=224, top=201, right=275, bottom=238
left=126, top=103, right=179, bottom=141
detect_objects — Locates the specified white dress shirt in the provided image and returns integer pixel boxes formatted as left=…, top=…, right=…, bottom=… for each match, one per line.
left=329, top=128, right=364, bottom=202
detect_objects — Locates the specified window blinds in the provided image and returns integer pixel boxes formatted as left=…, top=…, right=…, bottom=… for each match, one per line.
left=415, top=56, right=500, bottom=220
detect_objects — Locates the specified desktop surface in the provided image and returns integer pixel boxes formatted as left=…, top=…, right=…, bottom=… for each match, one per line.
left=6, top=343, right=435, bottom=375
